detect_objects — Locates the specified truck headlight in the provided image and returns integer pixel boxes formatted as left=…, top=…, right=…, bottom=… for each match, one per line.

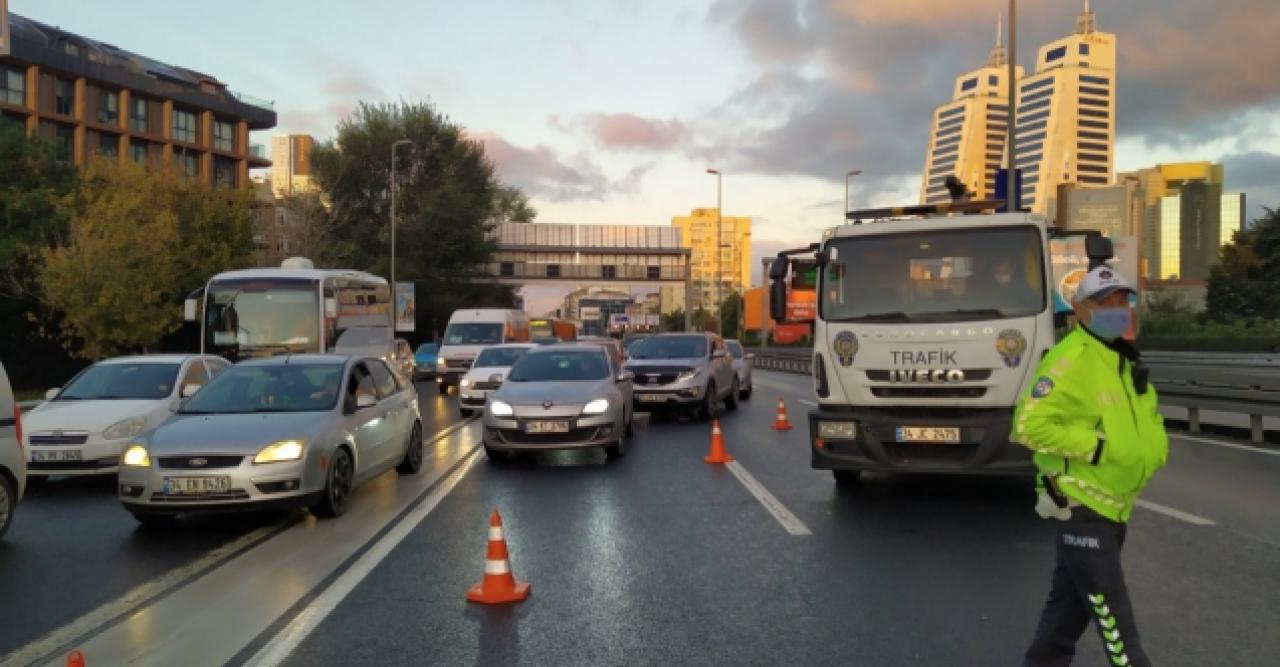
left=818, top=421, right=857, bottom=440
left=582, top=398, right=609, bottom=415
left=103, top=416, right=148, bottom=441
left=460, top=378, right=472, bottom=388
left=254, top=439, right=306, bottom=464
left=489, top=400, right=514, bottom=417
left=122, top=444, right=151, bottom=467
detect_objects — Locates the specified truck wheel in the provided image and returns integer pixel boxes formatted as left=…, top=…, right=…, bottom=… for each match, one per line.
left=833, top=470, right=862, bottom=488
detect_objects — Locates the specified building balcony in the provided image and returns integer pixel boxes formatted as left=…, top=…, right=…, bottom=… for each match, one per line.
left=230, top=90, right=275, bottom=111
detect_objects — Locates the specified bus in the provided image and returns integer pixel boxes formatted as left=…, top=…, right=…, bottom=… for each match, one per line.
left=529, top=318, right=576, bottom=342
left=184, top=257, right=393, bottom=363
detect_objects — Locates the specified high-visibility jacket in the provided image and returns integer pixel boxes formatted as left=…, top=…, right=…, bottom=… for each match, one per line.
left=1011, top=326, right=1168, bottom=522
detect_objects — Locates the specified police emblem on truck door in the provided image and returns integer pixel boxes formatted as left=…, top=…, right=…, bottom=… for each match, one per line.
left=996, top=329, right=1027, bottom=368
left=833, top=331, right=858, bottom=366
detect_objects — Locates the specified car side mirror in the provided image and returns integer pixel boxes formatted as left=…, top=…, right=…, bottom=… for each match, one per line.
left=617, top=371, right=634, bottom=384
left=356, top=393, right=377, bottom=409
left=45, top=388, right=60, bottom=401
left=180, top=383, right=202, bottom=398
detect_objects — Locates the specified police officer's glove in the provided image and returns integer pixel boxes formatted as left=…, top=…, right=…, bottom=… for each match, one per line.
left=1035, top=489, right=1072, bottom=521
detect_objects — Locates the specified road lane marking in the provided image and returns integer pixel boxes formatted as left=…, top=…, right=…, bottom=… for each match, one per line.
left=1134, top=499, right=1216, bottom=526
left=245, top=446, right=481, bottom=667
left=724, top=461, right=812, bottom=536
left=1171, top=433, right=1280, bottom=457
left=0, top=523, right=287, bottom=667
left=799, top=399, right=817, bottom=407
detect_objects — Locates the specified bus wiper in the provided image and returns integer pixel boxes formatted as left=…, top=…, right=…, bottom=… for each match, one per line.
left=848, top=311, right=910, bottom=322
left=915, top=308, right=1007, bottom=319
left=240, top=344, right=296, bottom=356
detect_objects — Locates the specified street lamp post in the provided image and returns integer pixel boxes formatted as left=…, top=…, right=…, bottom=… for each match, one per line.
left=844, top=169, right=862, bottom=215
left=390, top=139, right=414, bottom=306
left=1006, top=0, right=1017, bottom=212
left=706, top=168, right=722, bottom=337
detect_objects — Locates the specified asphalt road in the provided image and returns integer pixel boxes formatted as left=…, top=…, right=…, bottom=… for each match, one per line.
left=3, top=371, right=1277, bottom=666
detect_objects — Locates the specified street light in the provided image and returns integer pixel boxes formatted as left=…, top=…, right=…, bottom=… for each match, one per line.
left=845, top=169, right=862, bottom=215
left=390, top=138, right=414, bottom=307
left=706, top=168, right=722, bottom=336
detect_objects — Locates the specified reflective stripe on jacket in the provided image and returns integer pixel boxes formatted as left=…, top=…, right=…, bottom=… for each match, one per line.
left=1011, top=327, right=1168, bottom=521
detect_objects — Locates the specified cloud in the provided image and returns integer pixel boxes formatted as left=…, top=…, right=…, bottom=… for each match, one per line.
left=277, top=75, right=388, bottom=137
left=1222, top=151, right=1280, bottom=192
left=470, top=131, right=650, bottom=202
left=707, top=0, right=811, bottom=63
left=551, top=113, right=686, bottom=151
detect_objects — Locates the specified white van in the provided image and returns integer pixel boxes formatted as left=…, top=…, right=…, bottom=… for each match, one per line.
left=435, top=309, right=530, bottom=394
left=1, top=361, right=27, bottom=540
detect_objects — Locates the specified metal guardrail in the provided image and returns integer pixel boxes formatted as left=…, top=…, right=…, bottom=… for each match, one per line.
left=747, top=348, right=1280, bottom=444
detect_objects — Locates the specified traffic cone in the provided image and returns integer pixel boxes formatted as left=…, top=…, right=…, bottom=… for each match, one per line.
left=771, top=398, right=794, bottom=431
left=466, top=509, right=531, bottom=604
left=704, top=419, right=734, bottom=464
left=67, top=651, right=86, bottom=667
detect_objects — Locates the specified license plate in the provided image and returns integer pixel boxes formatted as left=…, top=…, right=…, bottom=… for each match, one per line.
left=32, top=450, right=82, bottom=463
left=163, top=476, right=232, bottom=495
left=639, top=394, right=672, bottom=402
left=524, top=420, right=570, bottom=434
left=896, top=427, right=961, bottom=443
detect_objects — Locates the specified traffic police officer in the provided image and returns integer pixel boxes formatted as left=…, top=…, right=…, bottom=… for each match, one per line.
left=1013, top=264, right=1168, bottom=667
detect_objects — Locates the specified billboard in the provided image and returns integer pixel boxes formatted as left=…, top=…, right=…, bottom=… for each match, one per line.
left=772, top=323, right=810, bottom=345
left=394, top=282, right=415, bottom=332
left=1049, top=235, right=1140, bottom=338
left=785, top=289, right=817, bottom=322
left=608, top=313, right=630, bottom=329
left=580, top=306, right=601, bottom=321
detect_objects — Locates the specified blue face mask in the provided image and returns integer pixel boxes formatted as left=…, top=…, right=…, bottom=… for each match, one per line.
left=1085, top=307, right=1131, bottom=341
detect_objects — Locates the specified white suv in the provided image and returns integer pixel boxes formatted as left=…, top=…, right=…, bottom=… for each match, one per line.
left=1, top=361, right=27, bottom=540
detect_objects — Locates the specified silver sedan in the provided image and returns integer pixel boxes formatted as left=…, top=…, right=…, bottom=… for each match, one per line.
left=118, top=355, right=424, bottom=525
left=482, top=346, right=633, bottom=461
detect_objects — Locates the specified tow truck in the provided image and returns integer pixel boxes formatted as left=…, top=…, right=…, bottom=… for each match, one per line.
left=768, top=199, right=1121, bottom=486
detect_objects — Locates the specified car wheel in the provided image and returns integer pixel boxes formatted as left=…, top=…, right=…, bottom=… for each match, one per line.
left=0, top=474, right=14, bottom=540
left=740, top=383, right=753, bottom=401
left=396, top=422, right=424, bottom=475
left=698, top=382, right=717, bottom=421
left=437, top=383, right=449, bottom=395
left=833, top=470, right=862, bottom=489
left=605, top=431, right=626, bottom=460
left=725, top=378, right=740, bottom=411
left=625, top=410, right=635, bottom=437
left=128, top=510, right=177, bottom=528
left=312, top=447, right=354, bottom=518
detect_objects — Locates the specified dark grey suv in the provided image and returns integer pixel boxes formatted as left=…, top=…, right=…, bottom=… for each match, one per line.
left=624, top=333, right=737, bottom=420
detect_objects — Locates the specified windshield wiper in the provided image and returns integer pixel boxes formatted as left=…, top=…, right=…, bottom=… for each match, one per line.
left=913, top=308, right=1007, bottom=319
left=239, top=344, right=297, bottom=356
left=845, top=311, right=911, bottom=323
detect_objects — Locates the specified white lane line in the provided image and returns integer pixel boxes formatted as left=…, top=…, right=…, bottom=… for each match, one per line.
left=798, top=400, right=818, bottom=407
left=0, top=524, right=281, bottom=667
left=1134, top=499, right=1216, bottom=526
left=1172, top=433, right=1280, bottom=457
left=245, top=447, right=482, bottom=667
left=724, top=460, right=812, bottom=537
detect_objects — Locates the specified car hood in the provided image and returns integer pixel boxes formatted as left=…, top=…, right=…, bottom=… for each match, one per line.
left=26, top=399, right=167, bottom=434
left=463, top=365, right=512, bottom=382
left=145, top=412, right=331, bottom=455
left=624, top=358, right=700, bottom=370
left=493, top=379, right=614, bottom=415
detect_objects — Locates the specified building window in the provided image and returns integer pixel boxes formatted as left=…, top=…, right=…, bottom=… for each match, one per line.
left=53, top=123, right=74, bottom=160
left=130, top=139, right=148, bottom=165
left=1077, top=164, right=1108, bottom=174
left=1079, top=108, right=1109, bottom=119
left=1, top=67, right=24, bottom=106
left=1079, top=119, right=1108, bottom=129
left=99, top=89, right=119, bottom=124
left=213, top=120, right=235, bottom=151
left=1079, top=97, right=1109, bottom=107
left=1080, top=85, right=1109, bottom=97
left=130, top=97, right=148, bottom=132
left=54, top=78, right=74, bottom=116
left=1079, top=43, right=1090, bottom=56
left=1020, top=97, right=1052, bottom=114
left=1046, top=45, right=1067, bottom=62
left=1080, top=75, right=1110, bottom=86
left=1078, top=130, right=1108, bottom=141
left=961, top=78, right=977, bottom=91
left=1077, top=152, right=1108, bottom=163
left=647, top=266, right=661, bottom=280
left=213, top=156, right=236, bottom=188
left=546, top=264, right=561, bottom=278
left=1079, top=176, right=1109, bottom=184
left=1016, top=119, right=1047, bottom=134
left=988, top=74, right=999, bottom=86
left=602, top=265, right=617, bottom=279
left=97, top=132, right=119, bottom=157
left=499, top=262, right=514, bottom=277
left=1020, top=109, right=1051, bottom=124
left=173, top=150, right=199, bottom=178
left=1077, top=142, right=1109, bottom=152
left=1021, top=77, right=1054, bottom=93
left=172, top=109, right=197, bottom=143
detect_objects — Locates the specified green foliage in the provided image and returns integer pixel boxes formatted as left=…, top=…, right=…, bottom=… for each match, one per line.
left=660, top=309, right=686, bottom=332
left=1205, top=206, right=1280, bottom=322
left=719, top=293, right=743, bottom=339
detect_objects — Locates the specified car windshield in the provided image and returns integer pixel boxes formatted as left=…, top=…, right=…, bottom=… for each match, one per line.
left=179, top=363, right=344, bottom=414
left=629, top=335, right=707, bottom=360
left=508, top=350, right=610, bottom=382
left=822, top=226, right=1046, bottom=323
left=58, top=362, right=181, bottom=400
left=726, top=341, right=744, bottom=359
left=415, top=343, right=437, bottom=356
left=474, top=347, right=530, bottom=367
left=443, top=322, right=503, bottom=345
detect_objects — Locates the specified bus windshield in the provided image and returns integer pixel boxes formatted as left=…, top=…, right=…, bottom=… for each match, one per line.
left=204, top=278, right=320, bottom=357
left=821, top=226, right=1046, bottom=323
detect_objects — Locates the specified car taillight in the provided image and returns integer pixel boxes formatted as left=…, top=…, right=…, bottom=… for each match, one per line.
left=13, top=403, right=23, bottom=450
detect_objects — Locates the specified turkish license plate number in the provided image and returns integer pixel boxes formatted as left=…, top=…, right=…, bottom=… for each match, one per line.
left=895, top=427, right=961, bottom=443
left=639, top=394, right=673, bottom=402
left=32, top=449, right=82, bottom=462
left=163, top=476, right=232, bottom=495
left=524, top=420, right=570, bottom=434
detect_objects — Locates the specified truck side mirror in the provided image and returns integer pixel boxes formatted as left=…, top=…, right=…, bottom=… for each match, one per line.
left=769, top=254, right=789, bottom=322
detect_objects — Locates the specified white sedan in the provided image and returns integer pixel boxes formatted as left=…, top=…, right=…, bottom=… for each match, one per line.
left=23, top=355, right=230, bottom=479
left=458, top=344, right=536, bottom=416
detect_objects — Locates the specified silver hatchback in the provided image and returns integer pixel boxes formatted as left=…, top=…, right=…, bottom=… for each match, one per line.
left=118, top=355, right=424, bottom=524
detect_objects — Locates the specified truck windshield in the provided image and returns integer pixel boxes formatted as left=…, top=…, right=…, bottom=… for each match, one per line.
left=822, top=226, right=1045, bottom=323
left=204, top=278, right=320, bottom=358
left=443, top=323, right=503, bottom=345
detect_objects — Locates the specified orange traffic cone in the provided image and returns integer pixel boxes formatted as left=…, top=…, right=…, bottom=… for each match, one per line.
left=67, top=651, right=86, bottom=667
left=704, top=419, right=735, bottom=464
left=466, top=509, right=531, bottom=604
left=771, top=398, right=794, bottom=431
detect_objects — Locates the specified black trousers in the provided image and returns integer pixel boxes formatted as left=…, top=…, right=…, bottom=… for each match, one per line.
left=1024, top=507, right=1151, bottom=667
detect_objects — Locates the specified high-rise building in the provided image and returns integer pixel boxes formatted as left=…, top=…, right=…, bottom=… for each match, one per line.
left=270, top=133, right=316, bottom=197
left=0, top=11, right=274, bottom=188
left=1119, top=162, right=1244, bottom=281
left=1013, top=1, right=1116, bottom=213
left=920, top=18, right=1022, bottom=204
left=671, top=208, right=751, bottom=312
left=1221, top=192, right=1246, bottom=246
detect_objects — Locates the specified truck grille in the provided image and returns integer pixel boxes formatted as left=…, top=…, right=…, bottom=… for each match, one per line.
left=871, top=387, right=988, bottom=399
left=865, top=369, right=992, bottom=382
left=472, top=381, right=501, bottom=391
left=445, top=358, right=473, bottom=370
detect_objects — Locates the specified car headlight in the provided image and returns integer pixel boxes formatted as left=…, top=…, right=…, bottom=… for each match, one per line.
left=437, top=358, right=447, bottom=369
left=254, top=439, right=306, bottom=464
left=582, top=398, right=609, bottom=415
left=818, top=421, right=857, bottom=440
left=489, top=400, right=514, bottom=417
left=676, top=369, right=701, bottom=382
left=103, top=415, right=148, bottom=441
left=122, top=444, right=151, bottom=467
left=460, top=378, right=472, bottom=388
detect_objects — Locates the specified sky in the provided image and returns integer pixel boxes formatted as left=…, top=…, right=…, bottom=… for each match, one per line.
left=20, top=0, right=1280, bottom=314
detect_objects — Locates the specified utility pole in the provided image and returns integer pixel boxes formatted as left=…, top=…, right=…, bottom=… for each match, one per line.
left=1006, top=0, right=1018, bottom=212
left=706, top=168, right=723, bottom=337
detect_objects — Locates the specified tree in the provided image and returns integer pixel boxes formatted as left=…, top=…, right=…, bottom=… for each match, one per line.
left=660, top=308, right=686, bottom=332
left=39, top=161, right=255, bottom=359
left=719, top=292, right=743, bottom=339
left=690, top=307, right=717, bottom=332
left=1205, top=206, right=1280, bottom=322
left=490, top=186, right=536, bottom=224
left=278, top=190, right=332, bottom=262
